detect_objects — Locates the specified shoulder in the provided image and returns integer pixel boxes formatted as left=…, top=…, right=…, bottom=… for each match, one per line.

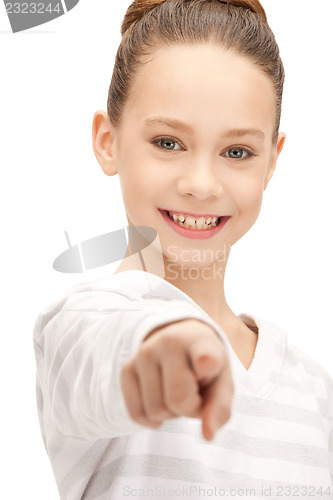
left=282, top=341, right=333, bottom=420
left=284, top=341, right=333, bottom=388
left=252, top=313, right=332, bottom=387
left=42, top=270, right=206, bottom=325
left=248, top=313, right=333, bottom=413
left=57, top=270, right=160, bottom=310
left=33, top=271, right=146, bottom=335
left=66, top=270, right=168, bottom=300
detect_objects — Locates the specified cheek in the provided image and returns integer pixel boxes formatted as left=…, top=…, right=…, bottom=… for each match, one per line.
left=226, top=173, right=264, bottom=247
left=118, top=158, right=163, bottom=220
left=234, top=173, right=265, bottom=221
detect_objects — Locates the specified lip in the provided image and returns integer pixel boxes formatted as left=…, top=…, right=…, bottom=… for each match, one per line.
left=158, top=209, right=231, bottom=240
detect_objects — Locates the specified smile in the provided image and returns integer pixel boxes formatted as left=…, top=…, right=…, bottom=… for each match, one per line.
left=158, top=209, right=231, bottom=240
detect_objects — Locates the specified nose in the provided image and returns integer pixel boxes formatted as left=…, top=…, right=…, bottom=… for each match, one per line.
left=177, top=156, right=224, bottom=200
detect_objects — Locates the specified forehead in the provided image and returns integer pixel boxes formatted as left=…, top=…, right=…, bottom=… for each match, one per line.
left=122, top=44, right=275, bottom=135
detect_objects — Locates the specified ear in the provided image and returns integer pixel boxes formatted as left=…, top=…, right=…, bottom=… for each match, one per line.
left=92, top=110, right=118, bottom=176
left=264, top=132, right=286, bottom=190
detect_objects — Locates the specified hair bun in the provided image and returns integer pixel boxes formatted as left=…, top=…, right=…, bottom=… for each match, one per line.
left=121, top=0, right=267, bottom=37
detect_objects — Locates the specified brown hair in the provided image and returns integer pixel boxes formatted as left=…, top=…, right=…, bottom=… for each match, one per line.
left=107, top=0, right=284, bottom=143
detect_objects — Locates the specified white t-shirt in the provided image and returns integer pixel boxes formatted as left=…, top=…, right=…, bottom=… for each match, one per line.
left=33, top=270, right=333, bottom=499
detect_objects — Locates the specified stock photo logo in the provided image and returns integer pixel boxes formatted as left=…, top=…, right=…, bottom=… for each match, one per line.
left=3, top=0, right=79, bottom=33
left=53, top=227, right=159, bottom=273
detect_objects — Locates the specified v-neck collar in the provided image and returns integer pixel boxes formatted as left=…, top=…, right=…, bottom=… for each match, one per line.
left=107, top=270, right=288, bottom=396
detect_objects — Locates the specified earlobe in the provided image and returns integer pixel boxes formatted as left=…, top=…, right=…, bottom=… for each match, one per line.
left=92, top=110, right=118, bottom=176
left=264, top=132, right=286, bottom=191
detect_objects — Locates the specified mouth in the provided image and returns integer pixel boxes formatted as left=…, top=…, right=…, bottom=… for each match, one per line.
left=160, top=209, right=223, bottom=228
left=158, top=208, right=231, bottom=239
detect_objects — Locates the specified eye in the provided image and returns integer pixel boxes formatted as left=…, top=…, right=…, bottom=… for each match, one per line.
left=228, top=148, right=247, bottom=159
left=152, top=137, right=183, bottom=151
left=224, top=147, right=253, bottom=159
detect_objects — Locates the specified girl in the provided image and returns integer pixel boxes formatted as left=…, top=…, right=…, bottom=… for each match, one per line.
left=34, top=0, right=333, bottom=497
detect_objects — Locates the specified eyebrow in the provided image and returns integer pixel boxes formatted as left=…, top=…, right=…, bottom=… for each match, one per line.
left=143, top=116, right=265, bottom=139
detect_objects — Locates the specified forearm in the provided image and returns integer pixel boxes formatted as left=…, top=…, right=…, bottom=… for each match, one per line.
left=33, top=285, right=228, bottom=439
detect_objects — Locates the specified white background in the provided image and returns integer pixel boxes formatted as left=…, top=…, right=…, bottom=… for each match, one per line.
left=0, top=0, right=332, bottom=497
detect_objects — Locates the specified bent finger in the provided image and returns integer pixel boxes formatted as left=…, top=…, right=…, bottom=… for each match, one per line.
left=135, top=356, right=176, bottom=422
left=161, top=351, right=202, bottom=418
left=120, top=361, right=163, bottom=429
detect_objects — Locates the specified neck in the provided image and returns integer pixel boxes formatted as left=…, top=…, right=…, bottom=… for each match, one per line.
left=162, top=255, right=232, bottom=324
left=114, top=237, right=258, bottom=370
left=115, top=233, right=237, bottom=328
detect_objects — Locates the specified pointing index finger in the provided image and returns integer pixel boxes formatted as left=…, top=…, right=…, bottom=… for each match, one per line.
left=200, top=357, right=234, bottom=441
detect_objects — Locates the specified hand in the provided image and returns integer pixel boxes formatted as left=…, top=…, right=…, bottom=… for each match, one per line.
left=120, top=318, right=234, bottom=441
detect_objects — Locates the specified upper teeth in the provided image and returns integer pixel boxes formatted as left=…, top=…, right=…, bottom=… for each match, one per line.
left=168, top=211, right=220, bottom=229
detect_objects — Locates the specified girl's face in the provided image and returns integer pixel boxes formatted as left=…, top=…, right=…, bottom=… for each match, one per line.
left=101, top=44, right=285, bottom=269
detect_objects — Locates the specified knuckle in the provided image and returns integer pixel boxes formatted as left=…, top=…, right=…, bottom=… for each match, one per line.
left=128, top=406, right=149, bottom=425
left=146, top=420, right=163, bottom=429
left=167, top=390, right=191, bottom=413
left=157, top=333, right=179, bottom=353
left=134, top=411, right=162, bottom=429
left=141, top=341, right=156, bottom=357
left=126, top=403, right=143, bottom=422
left=147, top=405, right=169, bottom=421
left=120, top=360, right=132, bottom=381
left=135, top=344, right=155, bottom=368
left=184, top=395, right=201, bottom=415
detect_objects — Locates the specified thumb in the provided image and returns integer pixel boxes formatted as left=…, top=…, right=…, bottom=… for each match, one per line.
left=189, top=335, right=225, bottom=384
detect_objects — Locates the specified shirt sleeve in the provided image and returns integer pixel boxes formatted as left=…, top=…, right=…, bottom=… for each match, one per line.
left=33, top=282, right=229, bottom=440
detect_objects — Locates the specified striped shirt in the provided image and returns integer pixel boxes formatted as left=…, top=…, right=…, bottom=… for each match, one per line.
left=33, top=270, right=333, bottom=499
